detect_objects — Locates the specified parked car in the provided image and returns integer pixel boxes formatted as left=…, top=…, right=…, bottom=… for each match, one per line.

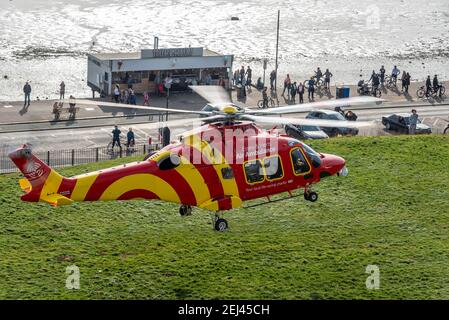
left=382, top=113, right=432, bottom=134
left=284, top=124, right=329, bottom=140
left=306, top=109, right=359, bottom=137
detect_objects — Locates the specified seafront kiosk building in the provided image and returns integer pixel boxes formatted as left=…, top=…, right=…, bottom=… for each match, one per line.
left=87, top=47, right=234, bottom=96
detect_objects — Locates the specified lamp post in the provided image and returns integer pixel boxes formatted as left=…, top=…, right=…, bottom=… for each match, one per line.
left=275, top=9, right=280, bottom=93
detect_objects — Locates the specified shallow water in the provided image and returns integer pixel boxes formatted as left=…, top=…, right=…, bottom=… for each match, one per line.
left=0, top=0, right=448, bottom=101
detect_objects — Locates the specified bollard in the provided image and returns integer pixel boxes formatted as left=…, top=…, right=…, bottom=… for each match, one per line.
left=95, top=148, right=99, bottom=162
left=71, top=149, right=75, bottom=166
left=47, top=151, right=50, bottom=165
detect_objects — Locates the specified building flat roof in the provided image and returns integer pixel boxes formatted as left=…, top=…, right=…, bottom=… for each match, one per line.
left=91, top=48, right=224, bottom=61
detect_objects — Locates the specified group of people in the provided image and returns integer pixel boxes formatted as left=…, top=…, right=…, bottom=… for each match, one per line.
left=425, top=75, right=443, bottom=97
left=113, top=84, right=139, bottom=105
left=22, top=80, right=67, bottom=109
left=111, top=125, right=135, bottom=150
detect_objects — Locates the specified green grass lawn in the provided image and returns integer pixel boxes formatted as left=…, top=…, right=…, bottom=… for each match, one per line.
left=0, top=135, right=448, bottom=300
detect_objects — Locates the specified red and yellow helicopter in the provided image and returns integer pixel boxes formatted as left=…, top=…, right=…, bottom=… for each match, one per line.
left=9, top=87, right=378, bottom=231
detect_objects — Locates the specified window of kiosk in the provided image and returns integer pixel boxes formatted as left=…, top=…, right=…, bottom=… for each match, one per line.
left=264, top=156, right=284, bottom=181
left=291, top=148, right=311, bottom=175
left=243, top=160, right=264, bottom=184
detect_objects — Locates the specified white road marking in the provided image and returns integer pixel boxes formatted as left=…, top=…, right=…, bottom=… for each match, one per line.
left=3, top=105, right=13, bottom=108
left=84, top=107, right=95, bottom=111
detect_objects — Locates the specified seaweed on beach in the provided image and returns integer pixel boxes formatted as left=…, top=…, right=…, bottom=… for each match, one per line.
left=12, top=46, right=85, bottom=60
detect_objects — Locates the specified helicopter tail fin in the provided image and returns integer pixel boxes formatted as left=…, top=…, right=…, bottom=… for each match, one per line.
left=8, top=144, right=73, bottom=206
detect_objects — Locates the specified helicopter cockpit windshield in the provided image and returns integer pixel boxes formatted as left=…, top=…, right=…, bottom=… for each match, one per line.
left=301, top=143, right=322, bottom=168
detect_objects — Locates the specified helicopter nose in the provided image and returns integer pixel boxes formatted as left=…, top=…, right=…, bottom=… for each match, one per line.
left=320, top=154, right=347, bottom=177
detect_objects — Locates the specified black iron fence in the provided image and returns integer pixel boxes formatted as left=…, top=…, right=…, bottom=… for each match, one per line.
left=0, top=143, right=161, bottom=174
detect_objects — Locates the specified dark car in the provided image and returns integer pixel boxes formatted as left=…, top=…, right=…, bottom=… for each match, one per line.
left=306, top=109, right=359, bottom=137
left=284, top=124, right=329, bottom=140
left=382, top=113, right=432, bottom=134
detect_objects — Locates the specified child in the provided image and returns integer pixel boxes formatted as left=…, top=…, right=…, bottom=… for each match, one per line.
left=143, top=91, right=150, bottom=106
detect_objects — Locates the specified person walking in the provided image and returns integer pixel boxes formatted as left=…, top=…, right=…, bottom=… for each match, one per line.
left=112, top=125, right=122, bottom=150
left=23, top=81, right=31, bottom=107
left=405, top=72, right=411, bottom=93
left=270, top=70, right=276, bottom=91
left=297, top=82, right=305, bottom=104
left=143, top=91, right=150, bottom=106
left=409, top=109, right=418, bottom=135
left=114, top=84, right=120, bottom=103
left=308, top=77, right=315, bottom=100
left=262, top=86, right=268, bottom=108
left=59, top=81, right=66, bottom=100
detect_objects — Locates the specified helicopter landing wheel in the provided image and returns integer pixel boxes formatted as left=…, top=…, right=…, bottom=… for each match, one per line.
left=214, top=218, right=229, bottom=232
left=304, top=191, right=318, bottom=202
left=179, top=205, right=192, bottom=216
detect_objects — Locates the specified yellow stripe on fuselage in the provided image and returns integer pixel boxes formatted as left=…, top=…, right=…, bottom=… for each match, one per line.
left=184, top=134, right=239, bottom=199
left=39, top=170, right=63, bottom=199
left=99, top=173, right=180, bottom=203
left=70, top=172, right=100, bottom=201
left=175, top=156, right=210, bottom=205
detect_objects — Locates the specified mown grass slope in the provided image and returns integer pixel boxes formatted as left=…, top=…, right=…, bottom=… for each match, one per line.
left=0, top=135, right=448, bottom=300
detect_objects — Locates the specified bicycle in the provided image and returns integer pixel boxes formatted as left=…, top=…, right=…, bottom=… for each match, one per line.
left=106, top=139, right=123, bottom=155
left=444, top=123, right=449, bottom=134
left=416, top=85, right=446, bottom=99
left=257, top=96, right=278, bottom=108
left=304, top=76, right=325, bottom=90
left=384, top=75, right=398, bottom=89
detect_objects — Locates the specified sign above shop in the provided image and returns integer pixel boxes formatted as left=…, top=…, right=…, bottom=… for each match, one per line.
left=141, top=47, right=203, bottom=59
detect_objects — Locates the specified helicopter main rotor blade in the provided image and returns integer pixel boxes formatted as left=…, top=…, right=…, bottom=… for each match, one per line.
left=248, top=96, right=383, bottom=115
left=189, top=85, right=232, bottom=105
left=62, top=99, right=211, bottom=115
left=242, top=114, right=375, bottom=129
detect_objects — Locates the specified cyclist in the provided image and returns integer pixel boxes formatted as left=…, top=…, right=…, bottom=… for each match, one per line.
left=324, top=69, right=333, bottom=90
left=426, top=75, right=432, bottom=97
left=262, top=87, right=268, bottom=108
left=112, top=125, right=122, bottom=150
left=433, top=75, right=441, bottom=97
left=127, top=128, right=135, bottom=148
left=391, top=66, right=400, bottom=85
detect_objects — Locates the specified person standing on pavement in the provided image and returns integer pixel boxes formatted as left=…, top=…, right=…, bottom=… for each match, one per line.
left=23, top=81, right=31, bottom=107
left=426, top=75, right=432, bottom=97
left=290, top=81, right=297, bottom=103
left=245, top=66, right=252, bottom=87
left=262, top=86, right=268, bottom=108
left=409, top=109, right=418, bottom=135
left=380, top=65, right=386, bottom=86
left=114, top=84, right=121, bottom=103
left=308, top=77, right=315, bottom=100
left=59, top=81, right=66, bottom=100
left=127, top=128, right=135, bottom=148
left=405, top=72, right=411, bottom=93
left=282, top=74, right=291, bottom=97
left=240, top=66, right=245, bottom=84
left=324, top=69, right=333, bottom=90
left=297, top=82, right=305, bottom=104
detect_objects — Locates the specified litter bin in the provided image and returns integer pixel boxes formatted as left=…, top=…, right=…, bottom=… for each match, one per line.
left=336, top=86, right=350, bottom=99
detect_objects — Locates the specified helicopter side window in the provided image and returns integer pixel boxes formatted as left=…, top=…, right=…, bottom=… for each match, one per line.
left=243, top=160, right=264, bottom=184
left=264, top=156, right=283, bottom=181
left=290, top=148, right=311, bottom=175
left=221, top=167, right=234, bottom=180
